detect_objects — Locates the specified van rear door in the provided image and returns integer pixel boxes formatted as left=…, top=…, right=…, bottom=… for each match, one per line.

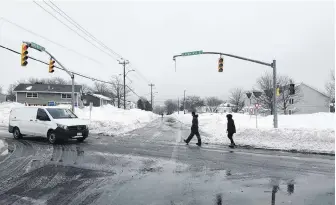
left=18, top=108, right=38, bottom=136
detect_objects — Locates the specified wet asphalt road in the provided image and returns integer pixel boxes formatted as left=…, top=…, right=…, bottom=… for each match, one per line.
left=0, top=117, right=334, bottom=205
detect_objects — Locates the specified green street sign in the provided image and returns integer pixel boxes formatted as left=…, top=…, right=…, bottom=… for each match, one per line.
left=29, top=42, right=45, bottom=52
left=181, top=50, right=203, bottom=56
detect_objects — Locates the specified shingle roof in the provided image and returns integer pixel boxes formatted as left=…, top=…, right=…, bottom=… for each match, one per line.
left=13, top=83, right=82, bottom=93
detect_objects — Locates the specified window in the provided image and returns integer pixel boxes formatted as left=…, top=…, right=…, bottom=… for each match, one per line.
left=46, top=108, right=77, bottom=119
left=61, top=93, right=72, bottom=99
left=26, top=92, right=38, bottom=98
left=36, top=108, right=50, bottom=121
left=288, top=110, right=293, bottom=115
left=289, top=98, right=294, bottom=104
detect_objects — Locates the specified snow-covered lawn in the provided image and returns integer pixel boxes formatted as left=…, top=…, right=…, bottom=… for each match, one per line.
left=74, top=105, right=159, bottom=135
left=0, top=102, right=158, bottom=135
left=172, top=112, right=335, bottom=154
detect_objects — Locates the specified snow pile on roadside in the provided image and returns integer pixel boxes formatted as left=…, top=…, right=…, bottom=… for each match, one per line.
left=74, top=105, right=159, bottom=135
left=0, top=102, right=25, bottom=126
left=0, top=103, right=158, bottom=135
left=172, top=112, right=335, bottom=154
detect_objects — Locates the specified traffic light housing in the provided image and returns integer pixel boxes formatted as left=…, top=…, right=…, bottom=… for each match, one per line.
left=218, top=57, right=223, bottom=72
left=289, top=83, right=295, bottom=95
left=276, top=87, right=280, bottom=96
left=49, top=59, right=55, bottom=73
left=21, top=44, right=28, bottom=66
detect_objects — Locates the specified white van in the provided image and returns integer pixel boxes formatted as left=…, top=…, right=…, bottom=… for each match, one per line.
left=8, top=107, right=89, bottom=144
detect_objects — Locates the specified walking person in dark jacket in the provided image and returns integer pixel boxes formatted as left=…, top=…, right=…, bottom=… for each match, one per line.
left=184, top=112, right=202, bottom=146
left=226, top=114, right=236, bottom=146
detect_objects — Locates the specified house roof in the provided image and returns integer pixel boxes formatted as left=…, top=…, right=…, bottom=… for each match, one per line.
left=297, top=82, right=329, bottom=98
left=14, top=83, right=82, bottom=93
left=89, top=93, right=112, bottom=101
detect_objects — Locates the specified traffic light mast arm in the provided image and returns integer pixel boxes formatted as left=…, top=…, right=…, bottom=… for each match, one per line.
left=173, top=51, right=273, bottom=67
left=44, top=49, right=73, bottom=77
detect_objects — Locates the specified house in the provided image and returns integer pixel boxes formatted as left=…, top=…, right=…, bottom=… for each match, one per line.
left=82, top=93, right=113, bottom=107
left=195, top=103, right=235, bottom=113
left=242, top=82, right=331, bottom=115
left=217, top=103, right=235, bottom=113
left=13, top=83, right=82, bottom=106
left=0, top=93, right=6, bottom=103
left=288, top=83, right=330, bottom=114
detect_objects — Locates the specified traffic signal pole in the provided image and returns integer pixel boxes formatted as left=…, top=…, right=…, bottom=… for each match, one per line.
left=173, top=51, right=278, bottom=128
left=44, top=49, right=75, bottom=112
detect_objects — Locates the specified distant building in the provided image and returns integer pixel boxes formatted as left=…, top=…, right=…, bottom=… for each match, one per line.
left=242, top=82, right=331, bottom=115
left=288, top=83, right=330, bottom=114
left=82, top=93, right=113, bottom=107
left=13, top=83, right=82, bottom=106
left=0, top=93, right=6, bottom=103
left=217, top=103, right=235, bottom=113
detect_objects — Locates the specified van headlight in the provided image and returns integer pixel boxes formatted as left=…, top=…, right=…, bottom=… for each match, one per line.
left=57, top=124, right=68, bottom=130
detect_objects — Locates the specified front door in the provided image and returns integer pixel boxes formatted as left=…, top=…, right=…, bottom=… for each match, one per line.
left=34, top=108, right=51, bottom=137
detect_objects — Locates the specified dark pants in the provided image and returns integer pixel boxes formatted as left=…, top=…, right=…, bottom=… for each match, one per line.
left=186, top=129, right=201, bottom=144
left=228, top=132, right=235, bottom=145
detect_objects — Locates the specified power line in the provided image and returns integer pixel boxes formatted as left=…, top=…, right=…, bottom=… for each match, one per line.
left=34, top=1, right=152, bottom=87
left=0, top=17, right=102, bottom=65
left=46, top=0, right=123, bottom=60
left=33, top=1, right=120, bottom=61
left=0, top=44, right=141, bottom=98
left=45, top=1, right=152, bottom=85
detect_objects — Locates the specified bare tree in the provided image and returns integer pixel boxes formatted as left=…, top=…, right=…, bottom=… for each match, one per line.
left=229, top=88, right=245, bottom=112
left=256, top=72, right=281, bottom=114
left=46, top=77, right=70, bottom=85
left=325, top=69, right=335, bottom=104
left=0, top=85, right=3, bottom=94
left=6, top=84, right=17, bottom=102
left=26, top=77, right=70, bottom=85
left=164, top=99, right=178, bottom=115
left=110, top=76, right=130, bottom=108
left=205, top=97, right=223, bottom=112
left=92, top=82, right=109, bottom=95
left=185, top=96, right=205, bottom=112
left=276, top=76, right=302, bottom=114
left=81, top=84, right=92, bottom=94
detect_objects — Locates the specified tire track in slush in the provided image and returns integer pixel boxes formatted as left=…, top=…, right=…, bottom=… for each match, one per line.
left=0, top=139, right=53, bottom=196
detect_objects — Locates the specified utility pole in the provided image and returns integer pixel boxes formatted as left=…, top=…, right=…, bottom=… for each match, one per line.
left=178, top=97, right=179, bottom=114
left=148, top=83, right=155, bottom=110
left=119, top=59, right=129, bottom=110
left=183, top=90, right=186, bottom=114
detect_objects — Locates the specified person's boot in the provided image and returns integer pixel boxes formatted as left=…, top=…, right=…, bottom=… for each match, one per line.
left=184, top=139, right=189, bottom=145
left=196, top=142, right=201, bottom=147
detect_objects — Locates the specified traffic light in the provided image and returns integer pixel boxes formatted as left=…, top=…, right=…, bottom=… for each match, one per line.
left=218, top=57, right=223, bottom=72
left=289, top=83, right=295, bottom=95
left=276, top=87, right=280, bottom=96
left=49, top=58, right=55, bottom=73
left=21, top=44, right=28, bottom=66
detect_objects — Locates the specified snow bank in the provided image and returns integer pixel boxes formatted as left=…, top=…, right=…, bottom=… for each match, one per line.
left=172, top=112, right=335, bottom=154
left=0, top=103, right=158, bottom=135
left=74, top=105, right=159, bottom=135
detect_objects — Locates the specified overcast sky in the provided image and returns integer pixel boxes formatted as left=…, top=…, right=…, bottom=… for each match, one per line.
left=0, top=0, right=334, bottom=105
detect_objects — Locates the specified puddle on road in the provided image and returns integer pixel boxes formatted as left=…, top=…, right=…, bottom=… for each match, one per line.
left=91, top=157, right=335, bottom=205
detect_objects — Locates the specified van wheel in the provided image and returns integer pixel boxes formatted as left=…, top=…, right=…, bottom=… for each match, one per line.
left=13, top=127, right=22, bottom=139
left=47, top=131, right=57, bottom=144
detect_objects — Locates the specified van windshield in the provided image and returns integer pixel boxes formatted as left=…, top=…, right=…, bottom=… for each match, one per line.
left=46, top=108, right=78, bottom=119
